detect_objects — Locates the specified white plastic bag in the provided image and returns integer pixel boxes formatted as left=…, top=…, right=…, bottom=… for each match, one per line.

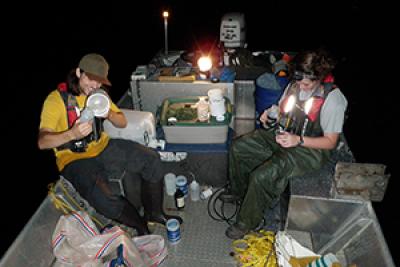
left=51, top=211, right=167, bottom=267
left=133, top=235, right=168, bottom=266
left=274, top=231, right=319, bottom=267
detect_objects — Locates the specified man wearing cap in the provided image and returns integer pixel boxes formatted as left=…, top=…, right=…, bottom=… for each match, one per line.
left=38, top=53, right=182, bottom=235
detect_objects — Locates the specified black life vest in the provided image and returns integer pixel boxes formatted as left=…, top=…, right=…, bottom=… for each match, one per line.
left=279, top=76, right=337, bottom=137
left=57, top=83, right=103, bottom=152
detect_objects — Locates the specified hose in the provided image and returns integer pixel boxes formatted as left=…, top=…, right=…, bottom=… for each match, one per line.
left=207, top=183, right=240, bottom=225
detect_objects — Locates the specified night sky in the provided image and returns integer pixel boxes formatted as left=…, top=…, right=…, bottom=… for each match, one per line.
left=3, top=1, right=397, bottom=264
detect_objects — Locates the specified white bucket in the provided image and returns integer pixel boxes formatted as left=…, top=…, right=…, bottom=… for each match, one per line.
left=207, top=89, right=226, bottom=117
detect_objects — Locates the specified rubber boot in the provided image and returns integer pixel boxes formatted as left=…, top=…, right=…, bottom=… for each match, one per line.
left=117, top=202, right=150, bottom=236
left=142, top=180, right=183, bottom=225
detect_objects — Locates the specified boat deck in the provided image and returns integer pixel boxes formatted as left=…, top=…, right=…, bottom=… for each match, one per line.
left=1, top=177, right=395, bottom=267
left=0, top=185, right=243, bottom=267
left=154, top=192, right=238, bottom=267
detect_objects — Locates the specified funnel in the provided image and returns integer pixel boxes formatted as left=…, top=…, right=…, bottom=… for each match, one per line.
left=86, top=89, right=110, bottom=117
left=80, top=89, right=111, bottom=123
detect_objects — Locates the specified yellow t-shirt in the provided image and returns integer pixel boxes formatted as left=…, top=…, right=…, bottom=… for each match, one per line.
left=39, top=90, right=121, bottom=171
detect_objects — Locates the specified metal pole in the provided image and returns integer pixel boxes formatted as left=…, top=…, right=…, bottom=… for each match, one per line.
left=163, top=11, right=169, bottom=55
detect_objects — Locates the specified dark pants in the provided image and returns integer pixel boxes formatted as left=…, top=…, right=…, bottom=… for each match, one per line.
left=61, top=139, right=165, bottom=220
left=229, top=129, right=331, bottom=229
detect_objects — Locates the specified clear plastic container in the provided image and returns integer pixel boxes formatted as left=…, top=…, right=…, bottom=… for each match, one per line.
left=197, top=97, right=209, bottom=122
left=190, top=180, right=200, bottom=201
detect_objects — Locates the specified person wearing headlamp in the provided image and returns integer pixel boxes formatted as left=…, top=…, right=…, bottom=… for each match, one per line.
left=38, top=53, right=182, bottom=236
left=225, top=48, right=348, bottom=239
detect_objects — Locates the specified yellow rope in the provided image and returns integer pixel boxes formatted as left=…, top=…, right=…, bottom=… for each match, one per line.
left=48, top=183, right=74, bottom=214
left=47, top=181, right=105, bottom=228
left=232, top=230, right=278, bottom=267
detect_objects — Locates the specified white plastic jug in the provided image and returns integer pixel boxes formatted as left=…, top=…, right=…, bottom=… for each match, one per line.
left=208, top=89, right=226, bottom=117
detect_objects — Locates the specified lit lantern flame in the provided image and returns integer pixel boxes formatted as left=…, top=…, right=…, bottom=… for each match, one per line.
left=283, top=95, right=296, bottom=131
left=301, top=97, right=314, bottom=136
left=284, top=95, right=296, bottom=113
left=197, top=56, right=213, bottom=72
left=163, top=11, right=169, bottom=18
left=284, top=95, right=296, bottom=130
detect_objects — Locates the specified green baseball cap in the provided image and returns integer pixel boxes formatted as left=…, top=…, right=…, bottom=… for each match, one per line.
left=78, top=53, right=111, bottom=86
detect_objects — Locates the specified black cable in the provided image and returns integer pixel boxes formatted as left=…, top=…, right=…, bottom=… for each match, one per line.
left=207, top=183, right=240, bottom=225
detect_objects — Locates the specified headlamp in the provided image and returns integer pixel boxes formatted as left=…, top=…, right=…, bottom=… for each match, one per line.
left=293, top=71, right=317, bottom=81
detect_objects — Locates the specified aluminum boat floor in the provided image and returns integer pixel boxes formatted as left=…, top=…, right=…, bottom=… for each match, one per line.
left=151, top=192, right=238, bottom=267
left=0, top=186, right=240, bottom=267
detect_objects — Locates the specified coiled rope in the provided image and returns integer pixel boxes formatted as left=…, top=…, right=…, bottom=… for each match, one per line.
left=47, top=181, right=105, bottom=228
left=232, top=230, right=278, bottom=267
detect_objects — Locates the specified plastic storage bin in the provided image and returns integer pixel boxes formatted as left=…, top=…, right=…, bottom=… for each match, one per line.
left=160, top=96, right=232, bottom=144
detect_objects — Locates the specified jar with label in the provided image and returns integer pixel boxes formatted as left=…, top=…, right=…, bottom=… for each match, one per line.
left=197, top=97, right=209, bottom=122
left=176, top=175, right=188, bottom=198
left=174, top=188, right=185, bottom=210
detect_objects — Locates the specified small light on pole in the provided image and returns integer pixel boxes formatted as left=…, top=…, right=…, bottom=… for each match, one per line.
left=163, top=11, right=169, bottom=55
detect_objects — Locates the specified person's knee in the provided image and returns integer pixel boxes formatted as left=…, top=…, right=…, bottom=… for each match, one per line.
left=90, top=190, right=125, bottom=219
left=251, top=167, right=288, bottom=199
left=250, top=166, right=280, bottom=189
left=249, top=168, right=271, bottom=187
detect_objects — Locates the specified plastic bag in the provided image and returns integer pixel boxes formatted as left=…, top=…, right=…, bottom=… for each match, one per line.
left=275, top=231, right=319, bottom=267
left=51, top=211, right=167, bottom=267
left=133, top=235, right=168, bottom=266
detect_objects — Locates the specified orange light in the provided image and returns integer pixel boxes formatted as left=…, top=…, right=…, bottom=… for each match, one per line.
left=163, top=11, right=169, bottom=18
left=197, top=56, right=213, bottom=72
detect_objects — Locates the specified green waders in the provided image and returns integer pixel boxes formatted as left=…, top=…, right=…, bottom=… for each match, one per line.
left=229, top=128, right=331, bottom=229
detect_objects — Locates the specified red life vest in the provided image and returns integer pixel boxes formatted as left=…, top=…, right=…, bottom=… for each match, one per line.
left=57, top=82, right=78, bottom=128
left=56, top=83, right=103, bottom=152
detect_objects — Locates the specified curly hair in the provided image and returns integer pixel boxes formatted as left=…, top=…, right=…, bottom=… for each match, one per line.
left=288, top=47, right=337, bottom=81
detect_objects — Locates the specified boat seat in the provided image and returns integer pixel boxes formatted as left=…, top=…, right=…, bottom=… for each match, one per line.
left=262, top=134, right=355, bottom=232
left=289, top=133, right=355, bottom=198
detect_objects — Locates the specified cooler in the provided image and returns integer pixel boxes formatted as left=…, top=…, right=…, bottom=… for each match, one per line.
left=161, top=130, right=233, bottom=187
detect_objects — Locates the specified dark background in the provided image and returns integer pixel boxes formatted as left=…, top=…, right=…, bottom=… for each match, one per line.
left=2, top=1, right=397, bottom=264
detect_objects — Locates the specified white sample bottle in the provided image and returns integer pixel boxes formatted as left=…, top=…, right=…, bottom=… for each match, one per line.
left=190, top=179, right=200, bottom=201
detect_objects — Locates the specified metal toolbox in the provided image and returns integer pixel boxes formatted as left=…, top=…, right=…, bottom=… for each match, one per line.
left=285, top=195, right=395, bottom=267
left=160, top=96, right=232, bottom=144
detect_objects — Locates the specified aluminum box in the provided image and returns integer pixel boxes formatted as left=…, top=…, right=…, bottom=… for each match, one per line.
left=285, top=195, right=394, bottom=267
